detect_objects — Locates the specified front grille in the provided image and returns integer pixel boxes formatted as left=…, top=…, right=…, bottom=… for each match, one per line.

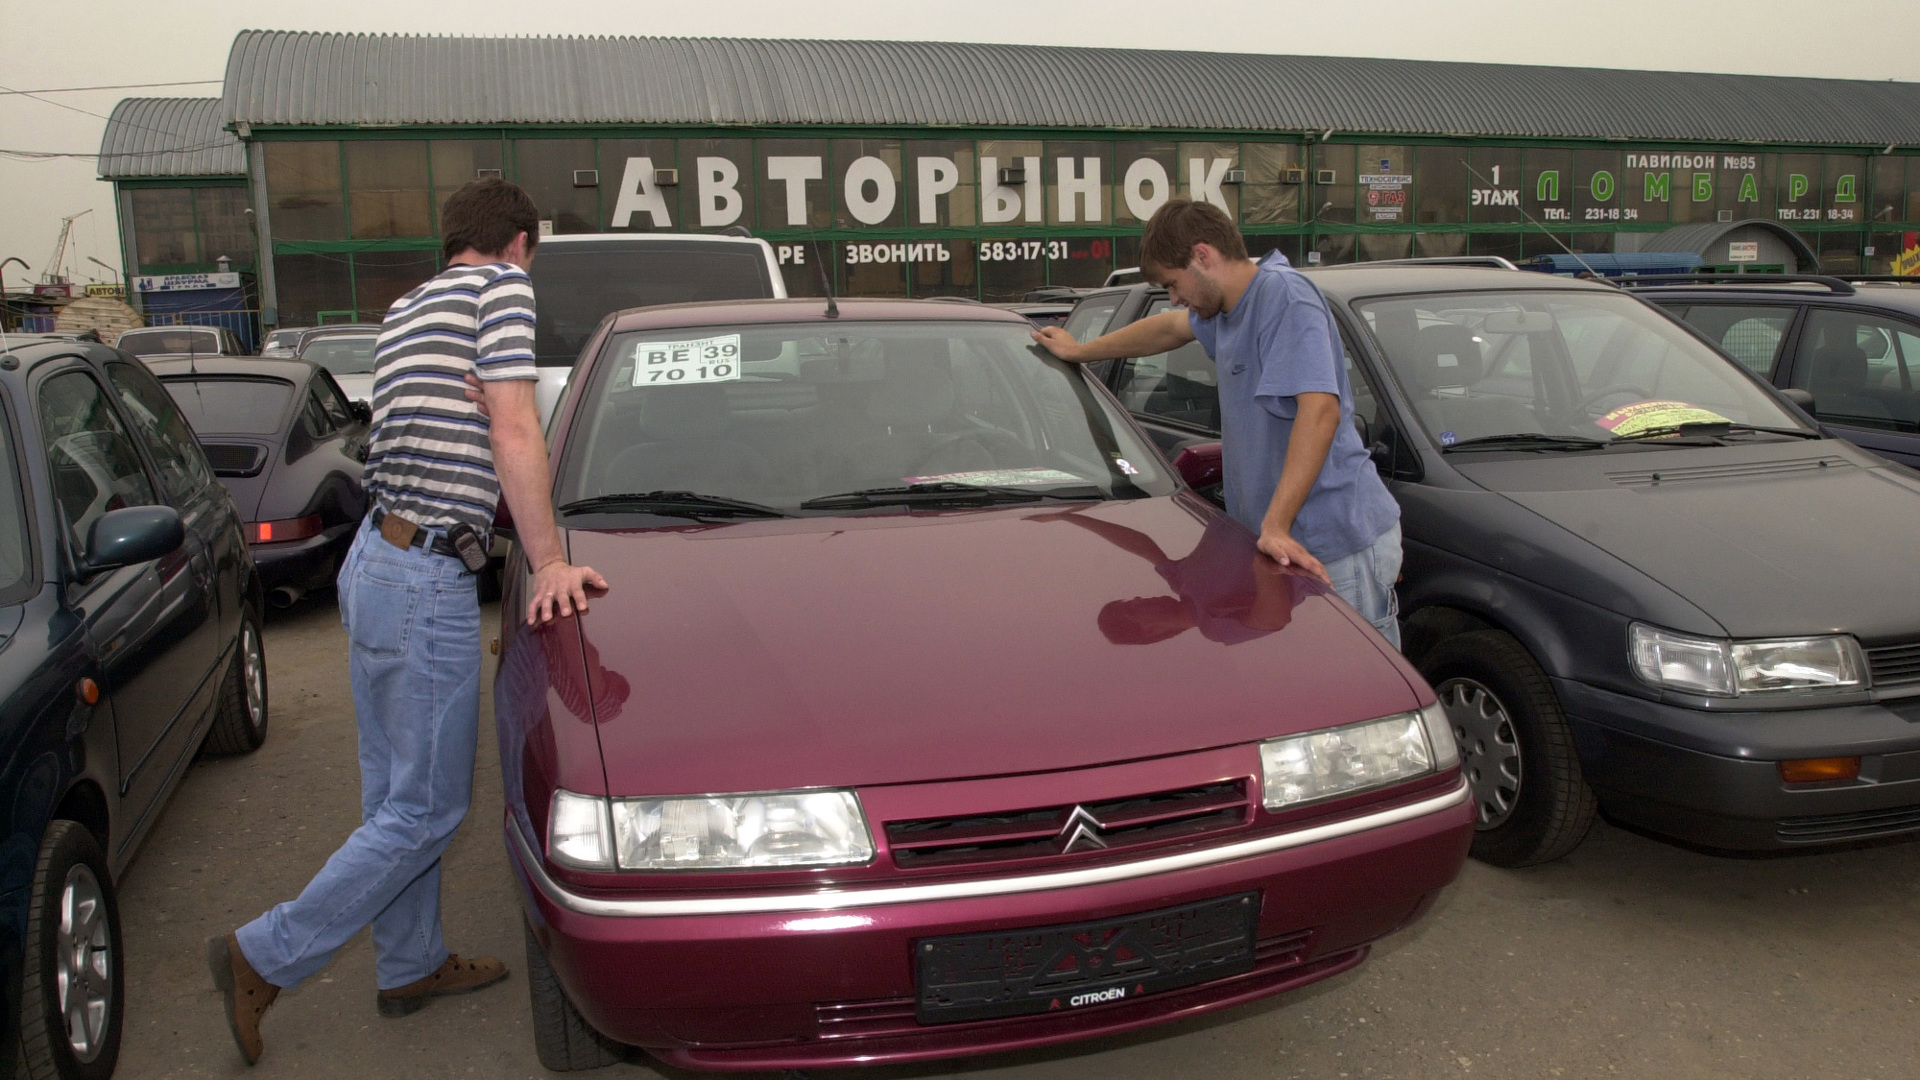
left=1866, top=641, right=1920, bottom=689
left=885, top=781, right=1252, bottom=870
left=813, top=929, right=1314, bottom=1041
left=1606, top=455, right=1849, bottom=488
left=201, top=443, right=263, bottom=477
left=1776, top=805, right=1920, bottom=843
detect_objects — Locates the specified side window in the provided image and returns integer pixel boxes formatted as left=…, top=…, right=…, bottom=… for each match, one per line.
left=299, top=389, right=334, bottom=439
left=1112, top=299, right=1219, bottom=430
left=106, top=362, right=213, bottom=502
left=1677, top=304, right=1795, bottom=377
left=1062, top=294, right=1124, bottom=344
left=314, top=372, right=355, bottom=428
left=38, top=371, right=159, bottom=554
left=1793, top=309, right=1919, bottom=432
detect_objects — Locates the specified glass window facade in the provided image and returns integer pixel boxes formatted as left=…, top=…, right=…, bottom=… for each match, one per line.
left=239, top=132, right=1920, bottom=326
left=130, top=188, right=197, bottom=268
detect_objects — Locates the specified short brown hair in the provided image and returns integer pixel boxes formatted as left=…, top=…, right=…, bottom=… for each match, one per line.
left=1140, top=198, right=1247, bottom=274
left=440, top=178, right=540, bottom=261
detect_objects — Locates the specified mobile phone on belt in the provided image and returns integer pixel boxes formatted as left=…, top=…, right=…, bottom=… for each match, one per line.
left=446, top=522, right=489, bottom=573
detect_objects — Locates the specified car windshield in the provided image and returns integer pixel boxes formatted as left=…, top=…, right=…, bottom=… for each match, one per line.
left=300, top=335, right=378, bottom=375
left=1356, top=290, right=1807, bottom=446
left=264, top=329, right=303, bottom=349
left=160, top=377, right=294, bottom=435
left=559, top=320, right=1175, bottom=514
left=0, top=398, right=27, bottom=593
left=531, top=241, right=775, bottom=367
left=118, top=328, right=218, bottom=355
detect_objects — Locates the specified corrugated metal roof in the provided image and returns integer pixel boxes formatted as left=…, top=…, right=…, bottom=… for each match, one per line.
left=221, top=31, right=1920, bottom=146
left=97, top=97, right=246, bottom=178
left=1642, top=220, right=1820, bottom=267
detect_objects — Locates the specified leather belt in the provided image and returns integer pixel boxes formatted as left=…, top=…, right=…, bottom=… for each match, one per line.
left=369, top=506, right=462, bottom=559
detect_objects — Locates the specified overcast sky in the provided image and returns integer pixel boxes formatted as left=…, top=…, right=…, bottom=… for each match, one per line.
left=5, top=0, right=1918, bottom=283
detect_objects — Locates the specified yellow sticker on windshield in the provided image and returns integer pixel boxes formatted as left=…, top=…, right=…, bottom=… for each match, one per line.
left=1597, top=400, right=1730, bottom=437
left=629, top=334, right=742, bottom=387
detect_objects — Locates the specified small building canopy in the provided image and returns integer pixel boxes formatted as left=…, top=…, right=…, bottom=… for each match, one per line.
left=1641, top=220, right=1820, bottom=272
left=97, top=97, right=245, bottom=180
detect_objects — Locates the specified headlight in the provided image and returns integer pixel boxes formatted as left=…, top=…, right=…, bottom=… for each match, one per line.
left=1630, top=624, right=1864, bottom=696
left=610, top=790, right=873, bottom=870
left=1260, top=711, right=1445, bottom=811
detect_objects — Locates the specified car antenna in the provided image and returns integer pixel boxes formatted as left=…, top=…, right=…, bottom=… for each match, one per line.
left=808, top=230, right=839, bottom=319
left=1463, top=161, right=1604, bottom=281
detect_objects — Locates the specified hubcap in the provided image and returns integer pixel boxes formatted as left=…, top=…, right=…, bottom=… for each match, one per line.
left=1439, top=678, right=1522, bottom=829
left=55, top=865, right=112, bottom=1063
left=242, top=623, right=266, bottom=732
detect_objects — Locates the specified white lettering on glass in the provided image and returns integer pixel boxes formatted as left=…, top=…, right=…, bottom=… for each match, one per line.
left=696, top=157, right=743, bottom=227
left=765, top=156, right=823, bottom=226
left=981, top=157, right=1021, bottom=224
left=610, top=157, right=672, bottom=228
left=1124, top=158, right=1170, bottom=220
left=1023, top=156, right=1042, bottom=223
left=1057, top=157, right=1102, bottom=223
left=1189, top=158, right=1233, bottom=211
left=917, top=157, right=959, bottom=224
left=843, top=156, right=897, bottom=225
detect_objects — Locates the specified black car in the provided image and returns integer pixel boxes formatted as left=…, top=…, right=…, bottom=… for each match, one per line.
left=1074, top=268, right=1920, bottom=865
left=149, top=357, right=370, bottom=609
left=0, top=337, right=268, bottom=1077
left=1615, top=275, right=1920, bottom=469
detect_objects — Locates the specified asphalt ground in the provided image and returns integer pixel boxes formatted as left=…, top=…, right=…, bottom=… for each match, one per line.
left=113, top=598, right=1920, bottom=1080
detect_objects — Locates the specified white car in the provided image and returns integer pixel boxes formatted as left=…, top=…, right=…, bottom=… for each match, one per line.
left=296, top=330, right=379, bottom=404
left=528, top=233, right=786, bottom=426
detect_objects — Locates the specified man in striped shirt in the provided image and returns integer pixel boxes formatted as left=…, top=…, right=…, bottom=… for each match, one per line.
left=210, top=180, right=606, bottom=1065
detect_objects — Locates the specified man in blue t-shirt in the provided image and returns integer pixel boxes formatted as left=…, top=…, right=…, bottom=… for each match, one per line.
left=1035, top=198, right=1403, bottom=646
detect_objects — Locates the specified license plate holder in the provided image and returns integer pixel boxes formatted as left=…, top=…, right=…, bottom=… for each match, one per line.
left=915, top=891, right=1260, bottom=1024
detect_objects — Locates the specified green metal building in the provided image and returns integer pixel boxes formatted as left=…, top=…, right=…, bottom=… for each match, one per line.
left=99, top=32, right=1920, bottom=328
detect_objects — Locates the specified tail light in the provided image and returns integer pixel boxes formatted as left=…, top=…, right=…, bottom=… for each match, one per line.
left=251, top=515, right=324, bottom=544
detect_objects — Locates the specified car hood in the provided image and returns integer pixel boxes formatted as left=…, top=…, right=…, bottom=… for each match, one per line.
left=1454, top=442, right=1920, bottom=641
left=565, top=497, right=1421, bottom=795
left=332, top=373, right=374, bottom=403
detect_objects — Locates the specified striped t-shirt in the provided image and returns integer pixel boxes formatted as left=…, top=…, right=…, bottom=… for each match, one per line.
left=362, top=262, right=536, bottom=532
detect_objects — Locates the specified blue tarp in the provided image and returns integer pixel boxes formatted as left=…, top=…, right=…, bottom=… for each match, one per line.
left=1521, top=252, right=1704, bottom=277
left=137, top=286, right=247, bottom=315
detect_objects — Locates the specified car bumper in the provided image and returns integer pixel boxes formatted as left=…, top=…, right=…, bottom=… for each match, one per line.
left=1558, top=679, right=1920, bottom=849
left=248, top=522, right=354, bottom=593
left=507, top=779, right=1473, bottom=1071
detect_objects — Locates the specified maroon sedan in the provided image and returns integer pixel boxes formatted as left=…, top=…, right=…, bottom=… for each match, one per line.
left=495, top=299, right=1473, bottom=1072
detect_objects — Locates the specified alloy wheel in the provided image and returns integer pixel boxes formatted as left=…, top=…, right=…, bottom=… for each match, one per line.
left=242, top=621, right=266, bottom=734
left=1439, top=678, right=1523, bottom=829
left=56, top=864, right=113, bottom=1063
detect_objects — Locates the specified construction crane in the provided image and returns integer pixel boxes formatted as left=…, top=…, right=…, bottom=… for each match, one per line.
left=41, top=209, right=91, bottom=285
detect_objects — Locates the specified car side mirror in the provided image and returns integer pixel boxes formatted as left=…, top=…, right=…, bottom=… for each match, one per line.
left=81, top=506, right=183, bottom=578
left=1170, top=441, right=1223, bottom=490
left=349, top=400, right=372, bottom=424
left=1780, top=387, right=1816, bottom=417
left=1353, top=414, right=1394, bottom=470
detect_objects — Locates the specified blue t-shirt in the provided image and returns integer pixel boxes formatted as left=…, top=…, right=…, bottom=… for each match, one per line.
left=1188, top=252, right=1399, bottom=563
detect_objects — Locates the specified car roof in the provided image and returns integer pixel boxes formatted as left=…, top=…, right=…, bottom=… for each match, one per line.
left=538, top=231, right=770, bottom=247
left=605, top=297, right=1032, bottom=333
left=1620, top=278, right=1920, bottom=314
left=301, top=328, right=380, bottom=339
left=1302, top=264, right=1615, bottom=302
left=145, top=356, right=315, bottom=381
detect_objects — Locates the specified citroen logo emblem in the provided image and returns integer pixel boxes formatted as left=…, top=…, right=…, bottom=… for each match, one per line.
left=1059, top=807, right=1109, bottom=853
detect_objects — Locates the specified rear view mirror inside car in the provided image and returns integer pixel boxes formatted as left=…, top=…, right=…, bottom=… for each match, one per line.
left=1482, top=310, right=1555, bottom=334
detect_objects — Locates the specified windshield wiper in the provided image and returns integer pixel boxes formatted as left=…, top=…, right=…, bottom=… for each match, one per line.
left=799, top=481, right=1104, bottom=510
left=556, top=490, right=789, bottom=519
left=1608, top=421, right=1735, bottom=444
left=1442, top=433, right=1609, bottom=452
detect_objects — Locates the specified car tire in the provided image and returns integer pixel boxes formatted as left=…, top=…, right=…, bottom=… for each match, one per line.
left=1421, top=629, right=1596, bottom=868
left=201, top=611, right=269, bottom=756
left=525, top=920, right=622, bottom=1071
left=19, top=821, right=123, bottom=1080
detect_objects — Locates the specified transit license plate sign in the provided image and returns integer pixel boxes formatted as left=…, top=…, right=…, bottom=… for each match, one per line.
left=629, top=333, right=742, bottom=386
left=915, top=892, right=1259, bottom=1024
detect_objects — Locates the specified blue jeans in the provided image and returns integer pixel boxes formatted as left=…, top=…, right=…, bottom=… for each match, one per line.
left=1324, top=522, right=1403, bottom=650
left=236, top=517, right=481, bottom=990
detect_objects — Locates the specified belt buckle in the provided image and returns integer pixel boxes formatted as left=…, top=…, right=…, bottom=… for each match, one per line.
left=378, top=510, right=420, bottom=551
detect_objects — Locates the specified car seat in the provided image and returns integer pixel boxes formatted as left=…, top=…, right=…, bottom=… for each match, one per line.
left=595, top=384, right=772, bottom=496
left=843, top=341, right=997, bottom=483
left=1808, top=340, right=1894, bottom=425
left=1406, top=324, right=1535, bottom=440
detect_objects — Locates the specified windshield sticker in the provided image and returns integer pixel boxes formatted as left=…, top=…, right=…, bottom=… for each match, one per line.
left=628, top=334, right=742, bottom=387
left=1114, top=458, right=1140, bottom=476
left=1439, top=430, right=1458, bottom=446
left=1597, top=400, right=1732, bottom=437
left=904, top=468, right=1087, bottom=487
